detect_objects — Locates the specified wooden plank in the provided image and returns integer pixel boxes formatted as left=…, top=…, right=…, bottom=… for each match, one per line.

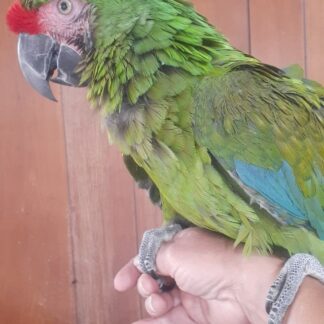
left=304, top=0, right=324, bottom=83
left=193, top=0, right=250, bottom=52
left=249, top=0, right=305, bottom=68
left=61, top=87, right=142, bottom=323
left=0, top=2, right=75, bottom=323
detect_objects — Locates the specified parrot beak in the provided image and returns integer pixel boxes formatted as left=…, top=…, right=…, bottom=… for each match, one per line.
left=18, top=33, right=83, bottom=101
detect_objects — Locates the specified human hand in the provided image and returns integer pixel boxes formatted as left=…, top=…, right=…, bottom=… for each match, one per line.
left=114, top=228, right=283, bottom=324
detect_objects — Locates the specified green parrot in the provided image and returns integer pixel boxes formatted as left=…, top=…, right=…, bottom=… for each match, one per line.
left=6, top=0, right=324, bottom=323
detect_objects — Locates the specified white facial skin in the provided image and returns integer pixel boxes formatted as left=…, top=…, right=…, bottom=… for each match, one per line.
left=37, top=0, right=89, bottom=46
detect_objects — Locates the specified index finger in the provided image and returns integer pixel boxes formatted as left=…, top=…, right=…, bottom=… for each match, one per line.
left=114, top=258, right=141, bottom=292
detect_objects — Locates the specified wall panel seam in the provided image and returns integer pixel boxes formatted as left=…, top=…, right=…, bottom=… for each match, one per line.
left=60, top=85, right=79, bottom=324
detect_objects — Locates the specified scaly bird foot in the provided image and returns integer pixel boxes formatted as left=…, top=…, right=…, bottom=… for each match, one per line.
left=137, top=223, right=182, bottom=291
left=266, top=253, right=324, bottom=324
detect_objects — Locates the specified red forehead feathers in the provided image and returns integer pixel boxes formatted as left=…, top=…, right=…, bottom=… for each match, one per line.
left=6, top=1, right=41, bottom=35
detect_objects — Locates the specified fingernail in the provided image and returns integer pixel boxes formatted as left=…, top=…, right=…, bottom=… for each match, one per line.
left=146, top=296, right=156, bottom=314
left=138, top=279, right=150, bottom=296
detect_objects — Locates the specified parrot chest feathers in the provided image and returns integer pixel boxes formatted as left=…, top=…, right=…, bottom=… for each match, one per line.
left=105, top=82, right=195, bottom=160
left=105, top=100, right=157, bottom=156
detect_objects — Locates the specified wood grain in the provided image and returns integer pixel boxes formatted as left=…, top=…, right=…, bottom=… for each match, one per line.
left=61, top=87, right=143, bottom=323
left=0, top=1, right=75, bottom=323
left=304, top=1, right=324, bottom=83
left=193, top=0, right=250, bottom=53
left=249, top=0, right=305, bottom=68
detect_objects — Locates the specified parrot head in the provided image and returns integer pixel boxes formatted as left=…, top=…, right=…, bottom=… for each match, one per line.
left=6, top=0, right=95, bottom=101
left=6, top=0, right=180, bottom=107
left=6, top=0, right=227, bottom=110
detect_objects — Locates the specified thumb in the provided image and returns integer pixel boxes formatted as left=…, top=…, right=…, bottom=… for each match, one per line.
left=155, top=228, right=197, bottom=278
left=155, top=228, right=219, bottom=278
left=155, top=228, right=237, bottom=286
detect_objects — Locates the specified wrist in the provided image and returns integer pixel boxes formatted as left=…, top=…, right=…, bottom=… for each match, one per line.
left=234, top=254, right=284, bottom=324
left=284, top=276, right=324, bottom=324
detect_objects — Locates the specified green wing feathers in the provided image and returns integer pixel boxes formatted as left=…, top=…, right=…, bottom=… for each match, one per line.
left=81, top=0, right=324, bottom=260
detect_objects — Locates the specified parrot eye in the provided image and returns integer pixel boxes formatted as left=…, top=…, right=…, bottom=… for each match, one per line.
left=57, top=0, right=73, bottom=14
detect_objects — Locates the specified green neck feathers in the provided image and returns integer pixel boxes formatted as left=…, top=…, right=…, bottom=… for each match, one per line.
left=81, top=0, right=247, bottom=114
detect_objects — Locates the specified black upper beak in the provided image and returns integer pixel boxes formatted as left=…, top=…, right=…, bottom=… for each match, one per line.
left=18, top=33, right=83, bottom=101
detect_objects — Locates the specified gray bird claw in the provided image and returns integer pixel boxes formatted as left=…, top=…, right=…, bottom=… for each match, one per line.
left=137, top=223, right=182, bottom=291
left=266, top=253, right=324, bottom=324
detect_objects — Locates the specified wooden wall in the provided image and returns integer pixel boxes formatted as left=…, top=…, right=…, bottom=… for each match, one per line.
left=0, top=0, right=323, bottom=323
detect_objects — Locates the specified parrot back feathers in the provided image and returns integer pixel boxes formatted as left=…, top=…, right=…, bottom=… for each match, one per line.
left=193, top=63, right=324, bottom=240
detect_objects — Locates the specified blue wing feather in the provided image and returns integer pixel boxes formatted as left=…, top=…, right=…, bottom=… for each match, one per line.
left=235, top=160, right=324, bottom=238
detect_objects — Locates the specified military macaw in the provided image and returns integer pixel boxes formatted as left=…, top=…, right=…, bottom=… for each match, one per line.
left=6, top=1, right=324, bottom=323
